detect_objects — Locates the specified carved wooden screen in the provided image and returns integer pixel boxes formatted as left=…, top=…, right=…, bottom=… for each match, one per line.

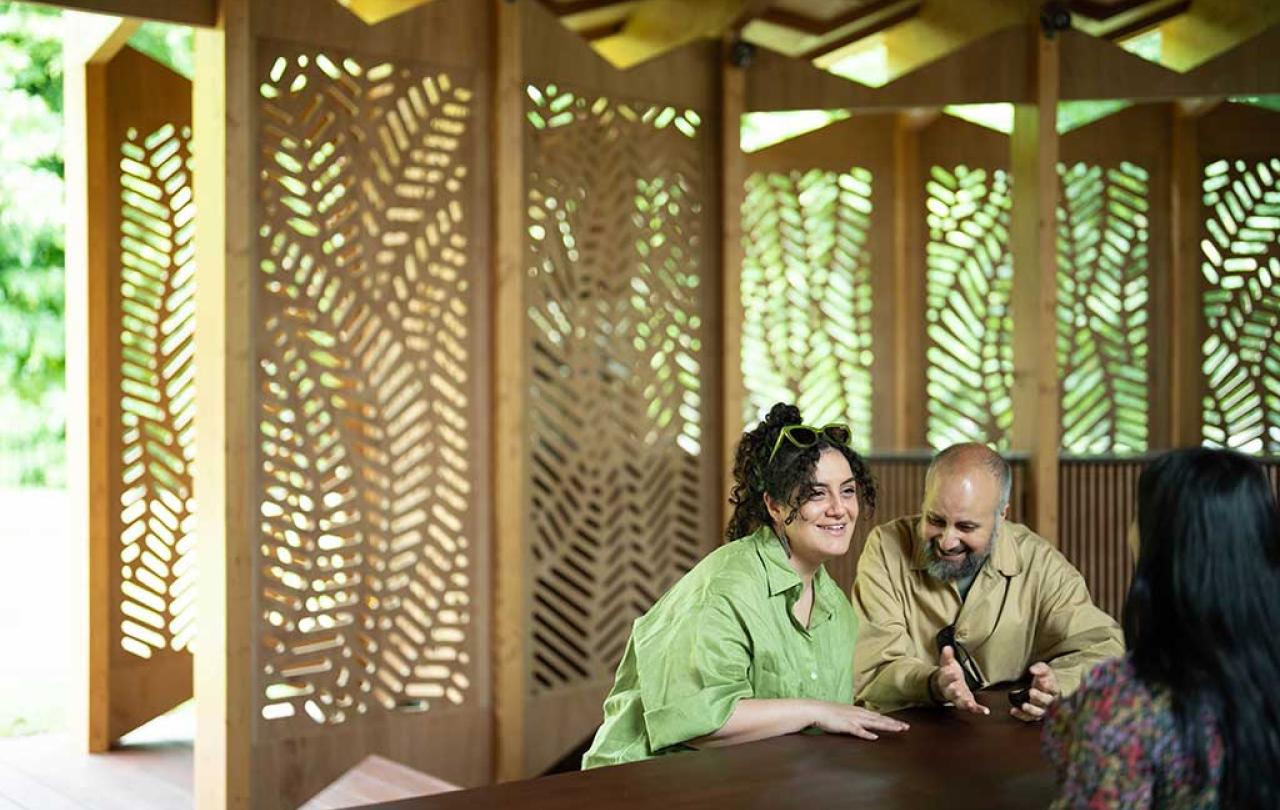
left=1056, top=161, right=1151, bottom=453
left=1056, top=104, right=1171, bottom=454
left=1198, top=104, right=1280, bottom=453
left=920, top=117, right=1014, bottom=451
left=94, top=45, right=195, bottom=745
left=249, top=20, right=490, bottom=803
left=522, top=78, right=717, bottom=771
left=737, top=116, right=894, bottom=450
left=739, top=167, right=875, bottom=444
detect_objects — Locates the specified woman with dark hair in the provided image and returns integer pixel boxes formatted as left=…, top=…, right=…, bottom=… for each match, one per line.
left=1043, top=447, right=1280, bottom=808
left=582, top=403, right=907, bottom=768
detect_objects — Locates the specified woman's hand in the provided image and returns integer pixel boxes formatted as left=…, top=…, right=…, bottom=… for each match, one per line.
left=693, top=699, right=908, bottom=748
left=809, top=702, right=910, bottom=740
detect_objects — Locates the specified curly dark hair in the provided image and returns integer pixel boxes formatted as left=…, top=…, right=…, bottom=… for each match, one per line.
left=724, top=402, right=877, bottom=542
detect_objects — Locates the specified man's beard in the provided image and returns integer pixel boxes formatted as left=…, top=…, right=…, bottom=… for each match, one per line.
left=925, top=527, right=996, bottom=581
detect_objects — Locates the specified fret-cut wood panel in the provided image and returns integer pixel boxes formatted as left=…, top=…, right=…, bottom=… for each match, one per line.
left=99, top=44, right=196, bottom=746
left=521, top=77, right=718, bottom=775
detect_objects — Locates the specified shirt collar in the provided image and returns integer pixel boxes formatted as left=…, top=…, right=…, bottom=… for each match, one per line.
left=750, top=526, right=837, bottom=628
left=751, top=526, right=804, bottom=597
left=910, top=516, right=1023, bottom=577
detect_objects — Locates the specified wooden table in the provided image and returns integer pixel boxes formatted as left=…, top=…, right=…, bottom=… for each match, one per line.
left=363, top=693, right=1058, bottom=809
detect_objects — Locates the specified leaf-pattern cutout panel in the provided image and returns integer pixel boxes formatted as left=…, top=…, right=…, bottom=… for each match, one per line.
left=924, top=165, right=1014, bottom=450
left=1056, top=161, right=1151, bottom=454
left=1201, top=158, right=1280, bottom=453
left=525, top=84, right=710, bottom=693
left=740, top=168, right=875, bottom=447
left=256, top=48, right=479, bottom=726
left=118, top=123, right=198, bottom=659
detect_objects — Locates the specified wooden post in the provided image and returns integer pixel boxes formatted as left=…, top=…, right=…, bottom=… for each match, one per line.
left=721, top=41, right=746, bottom=522
left=1010, top=23, right=1061, bottom=541
left=1169, top=103, right=1205, bottom=447
left=890, top=112, right=927, bottom=451
left=193, top=0, right=254, bottom=805
left=492, top=0, right=528, bottom=783
left=63, top=9, right=139, bottom=755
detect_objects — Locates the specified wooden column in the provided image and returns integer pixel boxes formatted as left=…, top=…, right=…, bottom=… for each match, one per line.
left=193, top=0, right=255, bottom=805
left=720, top=42, right=746, bottom=520
left=890, top=112, right=927, bottom=451
left=1010, top=24, right=1061, bottom=540
left=492, top=0, right=528, bottom=784
left=63, top=10, right=139, bottom=754
left=1169, top=103, right=1206, bottom=447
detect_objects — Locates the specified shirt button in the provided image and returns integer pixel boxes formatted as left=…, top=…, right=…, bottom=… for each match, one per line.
left=810, top=671, right=818, bottom=680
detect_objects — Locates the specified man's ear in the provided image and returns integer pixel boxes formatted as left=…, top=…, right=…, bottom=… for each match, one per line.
left=1000, top=502, right=1010, bottom=521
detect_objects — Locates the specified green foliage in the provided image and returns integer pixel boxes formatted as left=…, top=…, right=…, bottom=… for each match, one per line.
left=0, top=1, right=66, bottom=486
left=129, top=21, right=194, bottom=79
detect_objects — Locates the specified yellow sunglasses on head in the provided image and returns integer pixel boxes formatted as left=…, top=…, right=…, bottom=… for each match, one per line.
left=767, top=423, right=852, bottom=465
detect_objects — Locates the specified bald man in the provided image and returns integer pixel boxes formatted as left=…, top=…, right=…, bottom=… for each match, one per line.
left=852, top=444, right=1123, bottom=722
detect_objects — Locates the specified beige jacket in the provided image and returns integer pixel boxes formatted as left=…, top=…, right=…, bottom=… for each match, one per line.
left=852, top=516, right=1123, bottom=712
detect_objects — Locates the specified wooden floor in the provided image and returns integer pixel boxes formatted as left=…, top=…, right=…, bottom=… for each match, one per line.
left=0, top=733, right=192, bottom=809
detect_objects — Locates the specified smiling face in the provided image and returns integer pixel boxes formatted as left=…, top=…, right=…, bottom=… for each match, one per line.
left=764, top=447, right=860, bottom=572
left=919, top=468, right=1006, bottom=581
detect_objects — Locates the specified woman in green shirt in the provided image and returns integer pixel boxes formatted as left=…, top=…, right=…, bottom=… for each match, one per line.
left=582, top=403, right=908, bottom=768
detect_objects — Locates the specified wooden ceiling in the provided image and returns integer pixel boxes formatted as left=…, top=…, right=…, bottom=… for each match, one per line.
left=542, top=0, right=1279, bottom=76
left=40, top=0, right=1280, bottom=77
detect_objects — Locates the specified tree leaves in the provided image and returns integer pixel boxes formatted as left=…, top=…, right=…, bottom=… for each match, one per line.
left=0, top=2, right=65, bottom=485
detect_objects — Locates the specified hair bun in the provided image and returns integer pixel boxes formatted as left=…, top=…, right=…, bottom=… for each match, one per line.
left=763, top=402, right=803, bottom=429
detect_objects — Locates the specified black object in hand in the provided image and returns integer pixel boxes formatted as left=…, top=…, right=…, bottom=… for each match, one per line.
left=1008, top=687, right=1031, bottom=707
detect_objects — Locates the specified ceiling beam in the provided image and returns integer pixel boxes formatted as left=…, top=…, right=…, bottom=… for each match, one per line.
left=333, top=0, right=443, bottom=25
left=32, top=0, right=215, bottom=26
left=547, top=0, right=631, bottom=15
left=747, top=24, right=1034, bottom=111
left=591, top=0, right=747, bottom=69
left=1069, top=0, right=1155, bottom=21
left=759, top=0, right=908, bottom=36
left=1103, top=0, right=1190, bottom=40
left=800, top=3, right=922, bottom=61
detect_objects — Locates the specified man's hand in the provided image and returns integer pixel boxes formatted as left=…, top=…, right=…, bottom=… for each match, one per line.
left=932, top=646, right=989, bottom=715
left=1010, top=662, right=1058, bottom=722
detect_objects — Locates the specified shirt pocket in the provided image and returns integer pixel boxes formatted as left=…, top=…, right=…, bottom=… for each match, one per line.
left=751, top=657, right=787, bottom=699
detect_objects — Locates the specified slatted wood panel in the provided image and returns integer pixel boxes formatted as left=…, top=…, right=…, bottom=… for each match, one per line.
left=1058, top=456, right=1280, bottom=625
left=1057, top=457, right=1141, bottom=623
left=95, top=44, right=195, bottom=747
left=826, top=454, right=1028, bottom=595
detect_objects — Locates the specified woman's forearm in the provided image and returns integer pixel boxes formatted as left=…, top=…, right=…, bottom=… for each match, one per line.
left=690, top=699, right=818, bottom=748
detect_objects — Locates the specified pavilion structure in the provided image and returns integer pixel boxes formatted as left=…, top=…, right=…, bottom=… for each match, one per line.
left=41, top=0, right=1280, bottom=806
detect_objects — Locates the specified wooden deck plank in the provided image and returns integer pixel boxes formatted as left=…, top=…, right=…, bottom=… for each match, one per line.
left=0, top=734, right=192, bottom=809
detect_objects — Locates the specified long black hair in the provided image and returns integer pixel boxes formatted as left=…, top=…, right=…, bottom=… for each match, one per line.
left=724, top=402, right=876, bottom=542
left=1123, top=447, right=1280, bottom=808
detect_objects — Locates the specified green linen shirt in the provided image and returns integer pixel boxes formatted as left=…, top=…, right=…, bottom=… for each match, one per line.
left=581, top=526, right=859, bottom=769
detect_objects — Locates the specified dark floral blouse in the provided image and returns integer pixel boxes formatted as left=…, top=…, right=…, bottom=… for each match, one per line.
left=1042, top=656, right=1224, bottom=809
